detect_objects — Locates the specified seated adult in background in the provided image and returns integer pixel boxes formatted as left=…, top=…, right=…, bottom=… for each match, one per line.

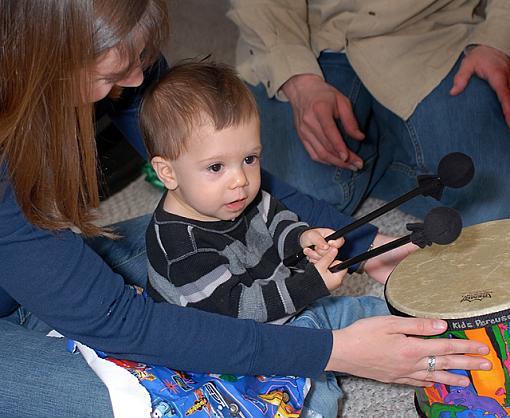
left=228, top=0, right=510, bottom=226
left=0, top=1, right=491, bottom=416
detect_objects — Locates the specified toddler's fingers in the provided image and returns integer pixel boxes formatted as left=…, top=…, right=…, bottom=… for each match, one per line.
left=315, top=247, right=339, bottom=271
left=303, top=247, right=321, bottom=262
left=328, top=237, right=344, bottom=249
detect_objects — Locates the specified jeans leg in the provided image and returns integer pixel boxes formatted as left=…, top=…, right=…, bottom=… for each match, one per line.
left=290, top=295, right=389, bottom=333
left=252, top=53, right=378, bottom=215
left=0, top=214, right=152, bottom=417
left=0, top=319, right=114, bottom=418
left=288, top=296, right=389, bottom=417
left=371, top=55, right=510, bottom=226
left=0, top=216, right=150, bottom=417
left=85, top=214, right=151, bottom=287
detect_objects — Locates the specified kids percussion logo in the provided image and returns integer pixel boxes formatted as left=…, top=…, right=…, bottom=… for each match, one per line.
left=460, top=290, right=493, bottom=303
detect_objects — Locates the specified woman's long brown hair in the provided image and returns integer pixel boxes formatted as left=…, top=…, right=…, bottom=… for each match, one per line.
left=0, top=0, right=168, bottom=236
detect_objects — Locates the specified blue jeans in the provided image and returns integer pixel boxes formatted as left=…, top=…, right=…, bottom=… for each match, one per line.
left=253, top=52, right=510, bottom=226
left=0, top=319, right=113, bottom=417
left=0, top=60, right=171, bottom=417
left=289, top=296, right=389, bottom=418
left=0, top=216, right=150, bottom=418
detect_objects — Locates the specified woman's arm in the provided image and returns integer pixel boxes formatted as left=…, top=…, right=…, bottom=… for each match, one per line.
left=1, top=172, right=490, bottom=386
left=0, top=177, right=331, bottom=377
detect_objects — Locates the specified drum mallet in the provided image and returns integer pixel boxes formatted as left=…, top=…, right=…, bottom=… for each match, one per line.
left=283, top=152, right=473, bottom=267
left=329, top=206, right=462, bottom=272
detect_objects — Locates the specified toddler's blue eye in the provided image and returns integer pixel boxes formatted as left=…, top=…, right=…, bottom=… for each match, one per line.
left=208, top=163, right=223, bottom=173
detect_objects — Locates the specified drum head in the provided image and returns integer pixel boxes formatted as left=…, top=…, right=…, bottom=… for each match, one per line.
left=385, top=219, right=510, bottom=320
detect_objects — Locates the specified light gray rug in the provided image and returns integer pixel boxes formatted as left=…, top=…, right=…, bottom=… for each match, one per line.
left=98, top=176, right=421, bottom=417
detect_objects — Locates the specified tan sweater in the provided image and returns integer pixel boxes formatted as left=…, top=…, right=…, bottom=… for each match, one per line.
left=228, top=0, right=510, bottom=119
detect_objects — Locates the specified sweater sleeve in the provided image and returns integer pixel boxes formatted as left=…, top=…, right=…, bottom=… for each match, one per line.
left=261, top=169, right=378, bottom=271
left=0, top=176, right=331, bottom=378
left=148, top=229, right=329, bottom=323
left=265, top=193, right=310, bottom=258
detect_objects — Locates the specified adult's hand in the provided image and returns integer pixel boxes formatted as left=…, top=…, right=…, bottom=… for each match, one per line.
left=450, top=45, right=510, bottom=128
left=326, top=316, right=491, bottom=387
left=280, top=74, right=365, bottom=169
left=363, top=234, right=418, bottom=284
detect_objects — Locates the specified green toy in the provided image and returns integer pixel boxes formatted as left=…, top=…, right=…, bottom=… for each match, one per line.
left=142, top=162, right=165, bottom=190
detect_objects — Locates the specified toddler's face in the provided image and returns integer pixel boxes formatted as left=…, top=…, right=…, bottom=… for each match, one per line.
left=166, top=116, right=262, bottom=221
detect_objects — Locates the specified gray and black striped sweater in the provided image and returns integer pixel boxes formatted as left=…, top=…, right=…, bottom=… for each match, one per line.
left=146, top=190, right=330, bottom=323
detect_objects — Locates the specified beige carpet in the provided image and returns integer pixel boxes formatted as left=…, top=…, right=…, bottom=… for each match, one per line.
left=97, top=1, right=424, bottom=415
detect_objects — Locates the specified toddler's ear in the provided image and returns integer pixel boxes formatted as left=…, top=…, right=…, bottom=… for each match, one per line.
left=151, top=156, right=178, bottom=190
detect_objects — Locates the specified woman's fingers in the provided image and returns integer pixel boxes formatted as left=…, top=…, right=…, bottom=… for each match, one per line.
left=411, top=335, right=490, bottom=357
left=420, top=370, right=471, bottom=387
left=421, top=352, right=491, bottom=372
left=404, top=354, right=491, bottom=387
left=385, top=316, right=449, bottom=336
left=326, top=316, right=491, bottom=388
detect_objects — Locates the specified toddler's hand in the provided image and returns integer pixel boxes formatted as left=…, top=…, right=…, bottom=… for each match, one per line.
left=300, top=228, right=344, bottom=263
left=312, top=246, right=347, bottom=292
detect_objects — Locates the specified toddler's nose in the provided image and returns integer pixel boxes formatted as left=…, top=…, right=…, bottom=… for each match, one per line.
left=231, top=169, right=248, bottom=188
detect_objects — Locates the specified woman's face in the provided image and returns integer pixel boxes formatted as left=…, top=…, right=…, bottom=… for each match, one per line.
left=86, top=43, right=145, bottom=103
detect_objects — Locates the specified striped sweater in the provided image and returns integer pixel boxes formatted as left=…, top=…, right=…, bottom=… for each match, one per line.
left=146, top=190, right=330, bottom=323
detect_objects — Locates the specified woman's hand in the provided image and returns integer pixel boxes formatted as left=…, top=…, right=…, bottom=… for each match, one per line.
left=326, top=316, right=491, bottom=387
left=362, top=234, right=418, bottom=284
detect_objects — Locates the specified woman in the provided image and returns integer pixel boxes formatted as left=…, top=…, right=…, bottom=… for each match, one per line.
left=0, top=1, right=491, bottom=416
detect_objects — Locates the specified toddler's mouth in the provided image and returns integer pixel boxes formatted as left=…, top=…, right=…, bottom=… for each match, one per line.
left=226, top=198, right=246, bottom=211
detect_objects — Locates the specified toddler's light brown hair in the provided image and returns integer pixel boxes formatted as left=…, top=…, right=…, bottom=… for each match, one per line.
left=140, top=61, right=259, bottom=160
